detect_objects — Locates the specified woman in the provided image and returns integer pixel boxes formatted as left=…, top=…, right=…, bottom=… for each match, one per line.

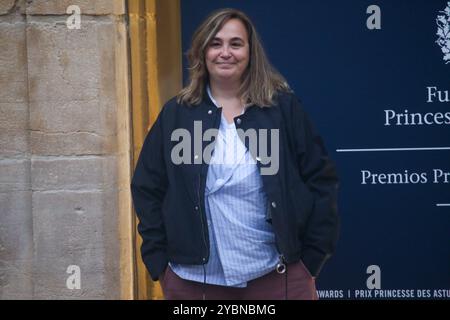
left=131, top=8, right=339, bottom=300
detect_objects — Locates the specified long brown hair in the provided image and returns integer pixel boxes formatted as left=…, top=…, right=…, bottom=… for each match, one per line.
left=177, top=8, right=291, bottom=107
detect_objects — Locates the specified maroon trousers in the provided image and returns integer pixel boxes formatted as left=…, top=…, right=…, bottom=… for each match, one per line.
left=159, top=260, right=318, bottom=300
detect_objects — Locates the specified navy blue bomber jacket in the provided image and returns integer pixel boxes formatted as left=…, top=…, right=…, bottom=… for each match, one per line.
left=131, top=89, right=340, bottom=281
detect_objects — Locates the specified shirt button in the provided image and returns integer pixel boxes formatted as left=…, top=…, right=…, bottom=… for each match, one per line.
left=236, top=118, right=241, bottom=125
left=271, top=201, right=277, bottom=208
left=208, top=110, right=212, bottom=115
left=194, top=206, right=199, bottom=211
left=194, top=154, right=199, bottom=160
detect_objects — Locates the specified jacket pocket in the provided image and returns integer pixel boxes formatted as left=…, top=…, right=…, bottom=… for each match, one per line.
left=300, top=259, right=314, bottom=279
left=289, top=178, right=314, bottom=237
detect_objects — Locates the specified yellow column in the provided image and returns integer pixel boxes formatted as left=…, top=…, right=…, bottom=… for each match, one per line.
left=128, top=0, right=182, bottom=300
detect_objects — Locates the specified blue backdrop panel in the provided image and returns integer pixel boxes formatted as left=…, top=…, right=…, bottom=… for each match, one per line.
left=180, top=0, right=450, bottom=299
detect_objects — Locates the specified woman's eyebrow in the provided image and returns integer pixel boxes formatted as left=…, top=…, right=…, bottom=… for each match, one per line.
left=211, top=36, right=245, bottom=42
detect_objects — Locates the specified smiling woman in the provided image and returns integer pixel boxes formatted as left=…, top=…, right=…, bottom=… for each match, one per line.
left=205, top=19, right=249, bottom=80
left=131, top=7, right=339, bottom=300
left=205, top=18, right=250, bottom=123
left=177, top=9, right=290, bottom=108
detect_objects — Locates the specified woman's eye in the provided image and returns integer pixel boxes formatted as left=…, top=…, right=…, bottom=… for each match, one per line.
left=210, top=42, right=221, bottom=47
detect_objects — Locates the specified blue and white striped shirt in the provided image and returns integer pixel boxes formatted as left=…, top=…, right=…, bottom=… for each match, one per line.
left=169, top=87, right=279, bottom=287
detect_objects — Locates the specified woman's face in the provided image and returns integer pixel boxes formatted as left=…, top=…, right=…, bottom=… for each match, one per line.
left=205, top=18, right=250, bottom=84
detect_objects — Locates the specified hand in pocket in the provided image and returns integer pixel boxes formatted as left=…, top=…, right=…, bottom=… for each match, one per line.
left=159, top=266, right=168, bottom=283
left=300, top=260, right=316, bottom=280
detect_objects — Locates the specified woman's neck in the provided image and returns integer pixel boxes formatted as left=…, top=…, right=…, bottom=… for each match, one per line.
left=209, top=80, right=245, bottom=124
left=209, top=79, right=241, bottom=101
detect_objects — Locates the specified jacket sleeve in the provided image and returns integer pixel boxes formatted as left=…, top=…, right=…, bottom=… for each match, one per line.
left=290, top=95, right=340, bottom=278
left=130, top=111, right=169, bottom=281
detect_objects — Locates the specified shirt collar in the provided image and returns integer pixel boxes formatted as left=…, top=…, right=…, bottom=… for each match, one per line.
left=206, top=85, right=220, bottom=109
left=206, top=84, right=246, bottom=115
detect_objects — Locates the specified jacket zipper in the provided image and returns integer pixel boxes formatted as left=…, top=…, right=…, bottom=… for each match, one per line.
left=271, top=203, right=286, bottom=274
left=276, top=254, right=286, bottom=273
left=197, top=174, right=209, bottom=264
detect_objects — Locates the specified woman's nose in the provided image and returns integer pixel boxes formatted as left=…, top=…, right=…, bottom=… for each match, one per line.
left=220, top=46, right=231, bottom=57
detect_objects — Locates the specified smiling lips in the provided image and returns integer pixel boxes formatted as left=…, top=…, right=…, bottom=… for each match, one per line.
left=216, top=62, right=235, bottom=68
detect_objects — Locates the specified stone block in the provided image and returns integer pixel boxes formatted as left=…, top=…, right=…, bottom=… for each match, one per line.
left=26, top=17, right=116, bottom=102
left=0, top=102, right=28, bottom=131
left=0, top=159, right=30, bottom=192
left=0, top=191, right=32, bottom=259
left=26, top=0, right=125, bottom=16
left=29, top=99, right=116, bottom=137
left=0, top=130, right=28, bottom=157
left=31, top=156, right=117, bottom=191
left=0, top=0, right=16, bottom=15
left=0, top=22, right=28, bottom=103
left=27, top=18, right=117, bottom=142
left=32, top=190, right=113, bottom=256
left=30, top=130, right=116, bottom=156
left=33, top=254, right=107, bottom=299
left=31, top=190, right=118, bottom=299
left=0, top=191, right=33, bottom=299
left=0, top=102, right=29, bottom=157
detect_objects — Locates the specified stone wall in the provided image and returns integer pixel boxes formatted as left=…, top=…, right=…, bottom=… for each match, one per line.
left=0, top=0, right=133, bottom=299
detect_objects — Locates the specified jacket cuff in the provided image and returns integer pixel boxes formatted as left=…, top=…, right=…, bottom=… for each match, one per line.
left=301, top=247, right=330, bottom=278
left=142, top=251, right=168, bottom=281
